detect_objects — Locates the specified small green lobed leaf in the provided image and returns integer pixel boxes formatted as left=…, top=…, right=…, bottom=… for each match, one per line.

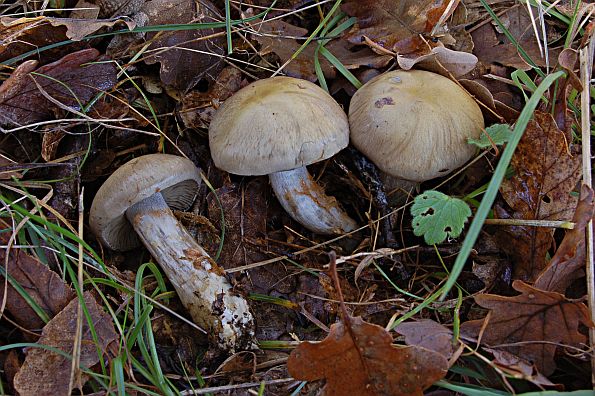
left=468, top=124, right=513, bottom=148
left=411, top=190, right=472, bottom=245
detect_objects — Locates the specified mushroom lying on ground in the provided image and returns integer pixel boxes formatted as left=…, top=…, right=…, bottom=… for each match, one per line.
left=89, top=154, right=256, bottom=352
left=348, top=70, right=484, bottom=192
left=209, top=76, right=357, bottom=235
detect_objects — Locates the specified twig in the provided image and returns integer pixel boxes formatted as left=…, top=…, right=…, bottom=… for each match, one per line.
left=579, top=33, right=595, bottom=387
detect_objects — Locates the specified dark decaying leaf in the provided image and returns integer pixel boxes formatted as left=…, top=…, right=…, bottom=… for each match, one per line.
left=13, top=292, right=119, bottom=396
left=395, top=319, right=455, bottom=359
left=252, top=19, right=391, bottom=82
left=341, top=0, right=457, bottom=54
left=288, top=315, right=448, bottom=396
left=460, top=280, right=593, bottom=375
left=496, top=111, right=582, bottom=281
left=485, top=348, right=557, bottom=388
left=471, top=6, right=561, bottom=70
left=0, top=219, right=76, bottom=330
left=534, top=185, right=595, bottom=293
left=141, top=0, right=225, bottom=91
left=0, top=48, right=117, bottom=128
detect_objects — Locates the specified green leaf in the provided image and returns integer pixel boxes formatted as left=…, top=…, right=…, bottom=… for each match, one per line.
left=467, top=124, right=513, bottom=148
left=411, top=190, right=472, bottom=245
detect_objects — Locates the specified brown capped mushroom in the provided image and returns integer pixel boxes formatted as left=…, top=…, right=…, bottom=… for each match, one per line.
left=349, top=70, right=484, bottom=188
left=89, top=154, right=256, bottom=352
left=209, top=76, right=357, bottom=235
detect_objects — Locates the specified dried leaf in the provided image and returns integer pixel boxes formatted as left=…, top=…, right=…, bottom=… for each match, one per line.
left=397, top=45, right=477, bottom=78
left=496, top=111, right=582, bottom=281
left=395, top=319, right=455, bottom=359
left=0, top=219, right=76, bottom=330
left=471, top=6, right=560, bottom=70
left=140, top=0, right=225, bottom=91
left=485, top=348, right=557, bottom=387
left=252, top=19, right=391, bottom=82
left=535, top=185, right=595, bottom=293
left=460, top=280, right=593, bottom=375
left=13, top=292, right=118, bottom=395
left=288, top=316, right=448, bottom=395
left=0, top=48, right=117, bottom=129
left=0, top=154, right=23, bottom=180
left=341, top=0, right=458, bottom=54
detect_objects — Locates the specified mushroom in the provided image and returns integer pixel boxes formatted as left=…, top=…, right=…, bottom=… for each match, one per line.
left=348, top=70, right=484, bottom=192
left=208, top=76, right=357, bottom=235
left=89, top=153, right=255, bottom=352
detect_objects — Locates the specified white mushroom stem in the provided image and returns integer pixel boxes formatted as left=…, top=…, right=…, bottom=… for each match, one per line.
left=269, top=166, right=358, bottom=235
left=125, top=192, right=256, bottom=352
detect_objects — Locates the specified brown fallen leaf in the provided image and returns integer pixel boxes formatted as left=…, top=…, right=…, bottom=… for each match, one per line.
left=0, top=219, right=76, bottom=330
left=341, top=0, right=458, bottom=54
left=0, top=48, right=117, bottom=128
left=252, top=19, right=391, bottom=82
left=395, top=319, right=455, bottom=359
left=534, top=184, right=595, bottom=293
left=471, top=5, right=561, bottom=70
left=13, top=292, right=118, bottom=395
left=460, top=280, right=593, bottom=375
left=485, top=348, right=557, bottom=388
left=397, top=45, right=478, bottom=78
left=287, top=253, right=448, bottom=396
left=140, top=0, right=225, bottom=92
left=496, top=111, right=582, bottom=281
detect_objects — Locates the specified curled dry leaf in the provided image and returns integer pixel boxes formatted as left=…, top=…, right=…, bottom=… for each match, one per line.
left=495, top=111, right=582, bottom=281
left=0, top=48, right=117, bottom=129
left=534, top=184, right=595, bottom=293
left=13, top=292, right=119, bottom=396
left=397, top=45, right=477, bottom=78
left=341, top=0, right=458, bottom=54
left=0, top=219, right=76, bottom=330
left=140, top=0, right=225, bottom=91
left=460, top=280, right=594, bottom=375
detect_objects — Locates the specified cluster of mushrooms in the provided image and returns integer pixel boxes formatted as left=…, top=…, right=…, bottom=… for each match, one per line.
left=89, top=70, right=485, bottom=352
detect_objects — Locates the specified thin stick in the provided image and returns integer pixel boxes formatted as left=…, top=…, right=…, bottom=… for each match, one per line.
left=579, top=36, right=595, bottom=386
left=483, top=218, right=575, bottom=229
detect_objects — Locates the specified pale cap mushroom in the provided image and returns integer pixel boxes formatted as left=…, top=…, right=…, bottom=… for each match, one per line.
left=209, top=76, right=357, bottom=235
left=89, top=154, right=256, bottom=351
left=349, top=70, right=484, bottom=183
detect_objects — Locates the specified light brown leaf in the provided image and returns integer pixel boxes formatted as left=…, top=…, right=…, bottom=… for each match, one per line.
left=0, top=48, right=117, bottom=128
left=496, top=110, right=582, bottom=281
left=140, top=0, right=225, bottom=91
left=534, top=184, right=595, bottom=293
left=13, top=292, right=119, bottom=395
left=395, top=319, right=454, bottom=359
left=460, top=280, right=593, bottom=375
left=288, top=316, right=448, bottom=396
left=0, top=219, right=76, bottom=330
left=341, top=0, right=459, bottom=54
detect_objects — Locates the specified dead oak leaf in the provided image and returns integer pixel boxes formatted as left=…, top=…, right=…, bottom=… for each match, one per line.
left=0, top=48, right=117, bottom=128
left=341, top=0, right=458, bottom=54
left=460, top=280, right=593, bottom=376
left=395, top=319, right=455, bottom=359
left=140, top=0, right=225, bottom=92
left=0, top=219, right=76, bottom=330
left=288, top=316, right=448, bottom=396
left=496, top=110, right=582, bottom=281
left=13, top=292, right=119, bottom=395
left=534, top=184, right=595, bottom=293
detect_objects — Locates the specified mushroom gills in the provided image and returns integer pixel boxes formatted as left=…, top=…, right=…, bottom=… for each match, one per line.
left=269, top=166, right=357, bottom=235
left=125, top=192, right=256, bottom=351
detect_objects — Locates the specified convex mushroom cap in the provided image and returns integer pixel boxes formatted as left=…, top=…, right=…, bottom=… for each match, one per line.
left=209, top=76, right=349, bottom=175
left=89, top=154, right=202, bottom=251
left=209, top=76, right=357, bottom=235
left=349, top=70, right=484, bottom=182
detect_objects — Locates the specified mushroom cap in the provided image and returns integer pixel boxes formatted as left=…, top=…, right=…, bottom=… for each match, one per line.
left=89, top=154, right=202, bottom=251
left=349, top=70, right=484, bottom=182
left=209, top=76, right=349, bottom=176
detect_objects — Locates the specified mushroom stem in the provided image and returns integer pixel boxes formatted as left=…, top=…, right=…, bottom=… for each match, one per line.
left=269, top=166, right=358, bottom=235
left=125, top=192, right=256, bottom=352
